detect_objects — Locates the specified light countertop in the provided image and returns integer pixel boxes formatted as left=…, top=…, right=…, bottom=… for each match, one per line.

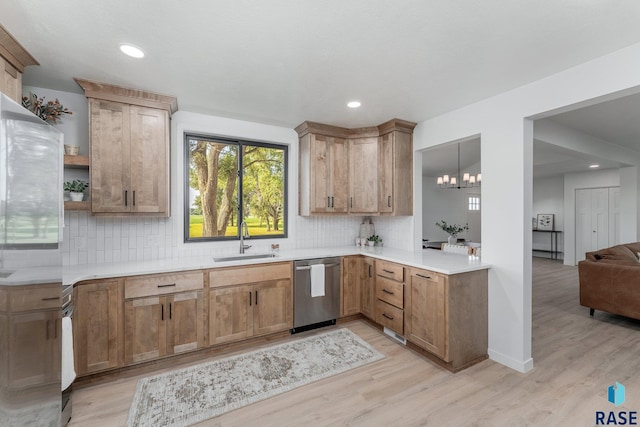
left=62, top=246, right=490, bottom=286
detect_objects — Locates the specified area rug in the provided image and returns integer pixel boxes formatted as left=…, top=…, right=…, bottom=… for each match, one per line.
left=126, top=328, right=384, bottom=427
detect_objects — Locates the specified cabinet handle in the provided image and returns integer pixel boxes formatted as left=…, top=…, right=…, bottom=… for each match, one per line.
left=382, top=288, right=394, bottom=295
left=368, top=264, right=372, bottom=278
left=416, top=273, right=432, bottom=279
left=125, top=190, right=128, bottom=206
left=388, top=195, right=391, bottom=207
left=169, top=303, right=172, bottom=320
left=382, top=269, right=395, bottom=275
left=157, top=283, right=176, bottom=288
left=41, top=297, right=59, bottom=301
left=249, top=291, right=252, bottom=306
left=161, top=304, right=164, bottom=321
left=382, top=313, right=394, bottom=320
left=331, top=196, right=334, bottom=208
left=350, top=197, right=353, bottom=208
left=133, top=190, right=136, bottom=207
left=327, top=197, right=331, bottom=208
left=255, top=290, right=258, bottom=305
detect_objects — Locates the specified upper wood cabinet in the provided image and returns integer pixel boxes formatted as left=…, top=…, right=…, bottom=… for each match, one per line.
left=296, top=119, right=415, bottom=216
left=75, top=79, right=177, bottom=217
left=0, top=25, right=38, bottom=102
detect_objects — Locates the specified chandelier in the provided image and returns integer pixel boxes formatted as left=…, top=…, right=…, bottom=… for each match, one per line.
left=436, top=143, right=481, bottom=189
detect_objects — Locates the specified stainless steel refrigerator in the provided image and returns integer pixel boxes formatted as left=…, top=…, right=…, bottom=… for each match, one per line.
left=0, top=93, right=64, bottom=426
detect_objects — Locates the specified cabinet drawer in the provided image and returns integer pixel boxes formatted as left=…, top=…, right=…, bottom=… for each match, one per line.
left=209, top=262, right=292, bottom=288
left=375, top=300, right=403, bottom=335
left=375, top=277, right=404, bottom=309
left=411, top=269, right=445, bottom=286
left=9, top=283, right=61, bottom=312
left=125, top=271, right=204, bottom=299
left=375, top=260, right=404, bottom=282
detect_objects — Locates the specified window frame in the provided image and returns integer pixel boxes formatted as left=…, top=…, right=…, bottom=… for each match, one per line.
left=183, top=132, right=288, bottom=243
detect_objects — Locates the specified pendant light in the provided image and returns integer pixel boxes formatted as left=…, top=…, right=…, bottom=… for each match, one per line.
left=436, top=143, right=481, bottom=189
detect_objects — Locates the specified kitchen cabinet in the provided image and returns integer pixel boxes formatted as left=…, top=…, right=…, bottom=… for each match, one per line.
left=360, top=257, right=375, bottom=319
left=296, top=119, right=415, bottom=216
left=374, top=260, right=405, bottom=335
left=341, top=256, right=361, bottom=317
left=74, top=279, right=123, bottom=376
left=298, top=126, right=349, bottom=215
left=75, top=78, right=177, bottom=217
left=405, top=267, right=488, bottom=370
left=378, top=122, right=414, bottom=216
left=348, top=137, right=378, bottom=214
left=123, top=271, right=204, bottom=365
left=63, top=155, right=91, bottom=211
left=0, top=26, right=38, bottom=103
left=0, top=283, right=61, bottom=390
left=209, top=263, right=292, bottom=345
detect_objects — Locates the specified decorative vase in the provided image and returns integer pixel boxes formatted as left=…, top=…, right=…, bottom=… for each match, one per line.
left=367, top=241, right=375, bottom=247
left=64, top=144, right=80, bottom=155
left=447, top=235, right=457, bottom=245
left=69, top=192, right=84, bottom=202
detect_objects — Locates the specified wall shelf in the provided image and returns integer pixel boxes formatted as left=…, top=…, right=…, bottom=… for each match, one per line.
left=64, top=154, right=90, bottom=168
left=64, top=201, right=90, bottom=211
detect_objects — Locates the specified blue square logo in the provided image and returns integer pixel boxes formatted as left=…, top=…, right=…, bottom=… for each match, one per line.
left=608, top=382, right=626, bottom=407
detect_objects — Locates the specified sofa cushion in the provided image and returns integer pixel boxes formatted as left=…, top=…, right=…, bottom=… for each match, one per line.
left=595, top=245, right=638, bottom=262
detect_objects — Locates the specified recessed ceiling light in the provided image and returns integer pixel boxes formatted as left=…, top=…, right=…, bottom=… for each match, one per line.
left=589, top=164, right=600, bottom=168
left=119, top=44, right=145, bottom=58
left=347, top=101, right=361, bottom=108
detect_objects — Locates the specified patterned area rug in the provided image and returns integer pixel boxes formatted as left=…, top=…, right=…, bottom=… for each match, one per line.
left=126, top=328, right=384, bottom=427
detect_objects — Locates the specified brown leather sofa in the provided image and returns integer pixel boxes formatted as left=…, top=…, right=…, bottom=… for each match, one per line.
left=578, top=242, right=640, bottom=319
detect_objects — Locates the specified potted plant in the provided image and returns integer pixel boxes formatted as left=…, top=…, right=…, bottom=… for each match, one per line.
left=64, top=180, right=89, bottom=202
left=367, top=234, right=382, bottom=247
left=435, top=220, right=469, bottom=245
left=22, top=92, right=72, bottom=124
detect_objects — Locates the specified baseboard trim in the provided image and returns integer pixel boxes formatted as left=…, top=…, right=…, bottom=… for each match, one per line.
left=488, top=348, right=534, bottom=373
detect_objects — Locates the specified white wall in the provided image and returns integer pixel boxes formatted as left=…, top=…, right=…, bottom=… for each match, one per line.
left=413, top=41, right=640, bottom=373
left=532, top=175, right=564, bottom=253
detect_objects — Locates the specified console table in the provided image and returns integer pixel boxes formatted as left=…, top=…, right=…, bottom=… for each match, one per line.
left=533, top=230, right=562, bottom=259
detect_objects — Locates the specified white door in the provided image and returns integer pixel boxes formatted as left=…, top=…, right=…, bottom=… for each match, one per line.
left=574, top=187, right=618, bottom=263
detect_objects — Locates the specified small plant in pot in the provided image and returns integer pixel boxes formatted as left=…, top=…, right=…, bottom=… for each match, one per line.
left=435, top=220, right=468, bottom=245
left=64, top=180, right=89, bottom=202
left=367, top=235, right=382, bottom=247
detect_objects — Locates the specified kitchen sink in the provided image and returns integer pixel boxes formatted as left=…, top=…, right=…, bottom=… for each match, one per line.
left=213, top=253, right=277, bottom=262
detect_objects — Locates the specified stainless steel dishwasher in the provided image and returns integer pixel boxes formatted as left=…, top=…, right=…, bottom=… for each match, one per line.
left=292, top=257, right=341, bottom=333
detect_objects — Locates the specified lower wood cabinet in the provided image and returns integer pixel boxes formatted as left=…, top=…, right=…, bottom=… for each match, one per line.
left=341, top=256, right=361, bottom=317
left=122, top=271, right=205, bottom=365
left=208, top=263, right=292, bottom=345
left=124, top=280, right=204, bottom=365
left=405, top=267, right=488, bottom=370
left=74, top=279, right=123, bottom=376
left=360, top=257, right=375, bottom=319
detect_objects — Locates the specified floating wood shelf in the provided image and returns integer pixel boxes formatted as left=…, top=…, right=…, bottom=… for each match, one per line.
left=64, top=201, right=90, bottom=211
left=64, top=154, right=90, bottom=168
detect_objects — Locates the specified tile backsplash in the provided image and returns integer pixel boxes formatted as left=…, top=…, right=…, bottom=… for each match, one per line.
left=63, top=212, right=413, bottom=266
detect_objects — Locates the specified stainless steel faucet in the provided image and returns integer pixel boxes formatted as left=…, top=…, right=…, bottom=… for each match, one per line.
left=240, top=221, right=251, bottom=254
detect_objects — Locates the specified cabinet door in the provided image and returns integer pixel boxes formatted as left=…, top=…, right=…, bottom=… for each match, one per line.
left=124, top=296, right=166, bottom=364
left=310, top=135, right=332, bottom=213
left=253, top=279, right=292, bottom=336
left=74, top=280, right=122, bottom=375
left=129, top=106, right=169, bottom=214
left=360, top=258, right=375, bottom=319
left=378, top=133, right=394, bottom=213
left=341, top=256, right=361, bottom=317
left=90, top=99, right=131, bottom=213
left=405, top=270, right=447, bottom=359
left=209, top=285, right=253, bottom=344
left=329, top=137, right=349, bottom=213
left=1, top=57, right=21, bottom=103
left=349, top=138, right=378, bottom=213
left=8, top=310, right=59, bottom=389
left=166, top=291, right=204, bottom=355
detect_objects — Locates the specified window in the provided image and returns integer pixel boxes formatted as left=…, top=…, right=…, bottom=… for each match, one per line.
left=184, top=134, right=287, bottom=242
left=468, top=195, right=480, bottom=211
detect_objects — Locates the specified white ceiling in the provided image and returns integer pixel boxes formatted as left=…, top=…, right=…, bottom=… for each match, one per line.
left=4, top=1, right=640, bottom=129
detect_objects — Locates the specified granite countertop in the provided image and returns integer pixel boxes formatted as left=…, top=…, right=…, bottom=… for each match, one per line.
left=62, top=246, right=491, bottom=286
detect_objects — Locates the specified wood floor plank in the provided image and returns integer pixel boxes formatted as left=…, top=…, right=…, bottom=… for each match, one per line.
left=69, top=258, right=640, bottom=426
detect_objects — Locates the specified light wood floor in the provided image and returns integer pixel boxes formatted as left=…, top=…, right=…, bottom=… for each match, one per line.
left=69, top=258, right=640, bottom=426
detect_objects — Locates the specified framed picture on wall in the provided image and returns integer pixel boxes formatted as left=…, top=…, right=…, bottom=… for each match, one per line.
left=537, top=214, right=554, bottom=231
